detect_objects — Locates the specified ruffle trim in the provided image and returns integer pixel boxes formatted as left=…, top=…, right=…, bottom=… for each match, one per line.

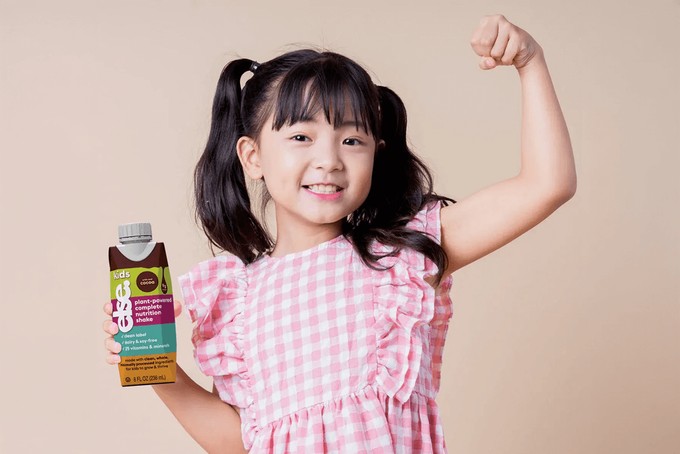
left=372, top=252, right=436, bottom=403
left=177, top=254, right=259, bottom=449
left=370, top=201, right=444, bottom=404
left=249, top=384, right=445, bottom=454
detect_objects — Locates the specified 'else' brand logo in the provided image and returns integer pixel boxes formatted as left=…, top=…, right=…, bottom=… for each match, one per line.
left=113, top=280, right=134, bottom=333
left=114, top=270, right=130, bottom=280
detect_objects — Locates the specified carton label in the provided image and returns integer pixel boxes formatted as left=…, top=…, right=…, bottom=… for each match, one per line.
left=109, top=243, right=176, bottom=386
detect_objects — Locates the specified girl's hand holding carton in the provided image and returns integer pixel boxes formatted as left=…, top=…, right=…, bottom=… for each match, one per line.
left=103, top=299, right=249, bottom=454
left=102, top=299, right=182, bottom=365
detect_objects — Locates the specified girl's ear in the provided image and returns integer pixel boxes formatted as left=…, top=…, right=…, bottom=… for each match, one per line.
left=237, top=136, right=263, bottom=180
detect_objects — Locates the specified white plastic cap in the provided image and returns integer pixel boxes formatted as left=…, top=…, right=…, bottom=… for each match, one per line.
left=118, top=222, right=152, bottom=244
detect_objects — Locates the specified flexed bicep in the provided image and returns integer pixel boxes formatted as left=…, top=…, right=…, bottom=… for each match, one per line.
left=439, top=175, right=574, bottom=277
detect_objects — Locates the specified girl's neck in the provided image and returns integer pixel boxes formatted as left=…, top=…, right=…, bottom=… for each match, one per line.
left=269, top=221, right=343, bottom=258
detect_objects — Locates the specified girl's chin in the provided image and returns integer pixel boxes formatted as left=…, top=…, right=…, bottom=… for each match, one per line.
left=298, top=209, right=351, bottom=226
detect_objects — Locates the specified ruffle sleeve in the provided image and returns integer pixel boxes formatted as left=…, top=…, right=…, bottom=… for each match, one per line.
left=178, top=254, right=258, bottom=448
left=371, top=200, right=448, bottom=403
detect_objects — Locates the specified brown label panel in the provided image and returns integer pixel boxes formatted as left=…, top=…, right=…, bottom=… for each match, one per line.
left=109, top=243, right=169, bottom=271
left=118, top=352, right=177, bottom=386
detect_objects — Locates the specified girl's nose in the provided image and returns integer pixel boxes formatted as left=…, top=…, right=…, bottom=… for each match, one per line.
left=312, top=140, right=343, bottom=171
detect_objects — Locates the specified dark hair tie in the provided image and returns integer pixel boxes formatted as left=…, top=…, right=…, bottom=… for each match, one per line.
left=250, top=60, right=260, bottom=73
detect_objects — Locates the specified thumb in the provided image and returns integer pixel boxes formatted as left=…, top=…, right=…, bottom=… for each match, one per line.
left=174, top=299, right=183, bottom=318
left=479, top=56, right=497, bottom=70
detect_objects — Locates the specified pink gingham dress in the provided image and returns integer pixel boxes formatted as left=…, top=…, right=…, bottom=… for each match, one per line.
left=179, top=200, right=454, bottom=453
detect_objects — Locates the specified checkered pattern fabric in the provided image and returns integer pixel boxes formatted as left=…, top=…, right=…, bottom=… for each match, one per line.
left=179, top=201, right=454, bottom=453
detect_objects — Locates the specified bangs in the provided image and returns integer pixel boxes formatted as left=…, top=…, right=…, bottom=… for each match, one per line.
left=270, top=57, right=379, bottom=136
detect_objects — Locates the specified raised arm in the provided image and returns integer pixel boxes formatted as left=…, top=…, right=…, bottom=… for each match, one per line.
left=440, top=15, right=577, bottom=277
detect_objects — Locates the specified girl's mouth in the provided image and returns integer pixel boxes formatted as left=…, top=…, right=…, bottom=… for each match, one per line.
left=303, top=184, right=343, bottom=194
left=303, top=185, right=344, bottom=200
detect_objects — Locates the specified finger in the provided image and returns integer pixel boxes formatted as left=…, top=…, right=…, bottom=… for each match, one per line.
left=103, top=301, right=112, bottom=316
left=174, top=300, right=183, bottom=318
left=501, top=34, right=522, bottom=66
left=489, top=24, right=512, bottom=63
left=103, top=319, right=119, bottom=335
left=106, top=352, right=122, bottom=365
left=470, top=16, right=500, bottom=58
left=479, top=56, right=497, bottom=70
left=105, top=337, right=122, bottom=354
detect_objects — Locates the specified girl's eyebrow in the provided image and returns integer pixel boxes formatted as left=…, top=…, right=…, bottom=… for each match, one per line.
left=336, top=121, right=363, bottom=129
left=293, top=117, right=367, bottom=132
left=297, top=119, right=359, bottom=127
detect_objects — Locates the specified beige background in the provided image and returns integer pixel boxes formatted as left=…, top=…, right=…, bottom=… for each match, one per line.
left=1, top=0, right=678, bottom=453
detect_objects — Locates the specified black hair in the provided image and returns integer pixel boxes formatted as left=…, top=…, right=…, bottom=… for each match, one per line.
left=194, top=49, right=457, bottom=287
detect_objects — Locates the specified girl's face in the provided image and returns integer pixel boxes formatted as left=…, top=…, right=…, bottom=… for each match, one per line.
left=240, top=109, right=377, bottom=239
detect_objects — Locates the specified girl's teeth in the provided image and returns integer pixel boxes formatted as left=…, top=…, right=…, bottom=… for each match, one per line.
left=308, top=184, right=341, bottom=194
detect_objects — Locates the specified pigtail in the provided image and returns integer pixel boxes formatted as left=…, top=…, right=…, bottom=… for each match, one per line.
left=194, top=59, right=272, bottom=264
left=346, top=85, right=457, bottom=287
left=376, top=86, right=427, bottom=213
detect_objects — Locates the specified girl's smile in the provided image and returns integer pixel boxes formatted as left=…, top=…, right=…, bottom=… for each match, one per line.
left=303, top=185, right=344, bottom=200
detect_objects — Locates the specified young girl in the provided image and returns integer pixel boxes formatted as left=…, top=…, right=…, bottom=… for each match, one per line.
left=104, top=15, right=576, bottom=454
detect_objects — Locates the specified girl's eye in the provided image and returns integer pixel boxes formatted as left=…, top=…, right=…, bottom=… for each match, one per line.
left=343, top=138, right=363, bottom=146
left=291, top=134, right=310, bottom=142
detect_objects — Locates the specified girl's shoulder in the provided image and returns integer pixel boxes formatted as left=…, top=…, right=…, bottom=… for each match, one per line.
left=371, top=200, right=445, bottom=255
left=370, top=200, right=447, bottom=283
left=177, top=254, right=248, bottom=329
left=405, top=200, right=445, bottom=244
left=179, top=254, right=248, bottom=292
